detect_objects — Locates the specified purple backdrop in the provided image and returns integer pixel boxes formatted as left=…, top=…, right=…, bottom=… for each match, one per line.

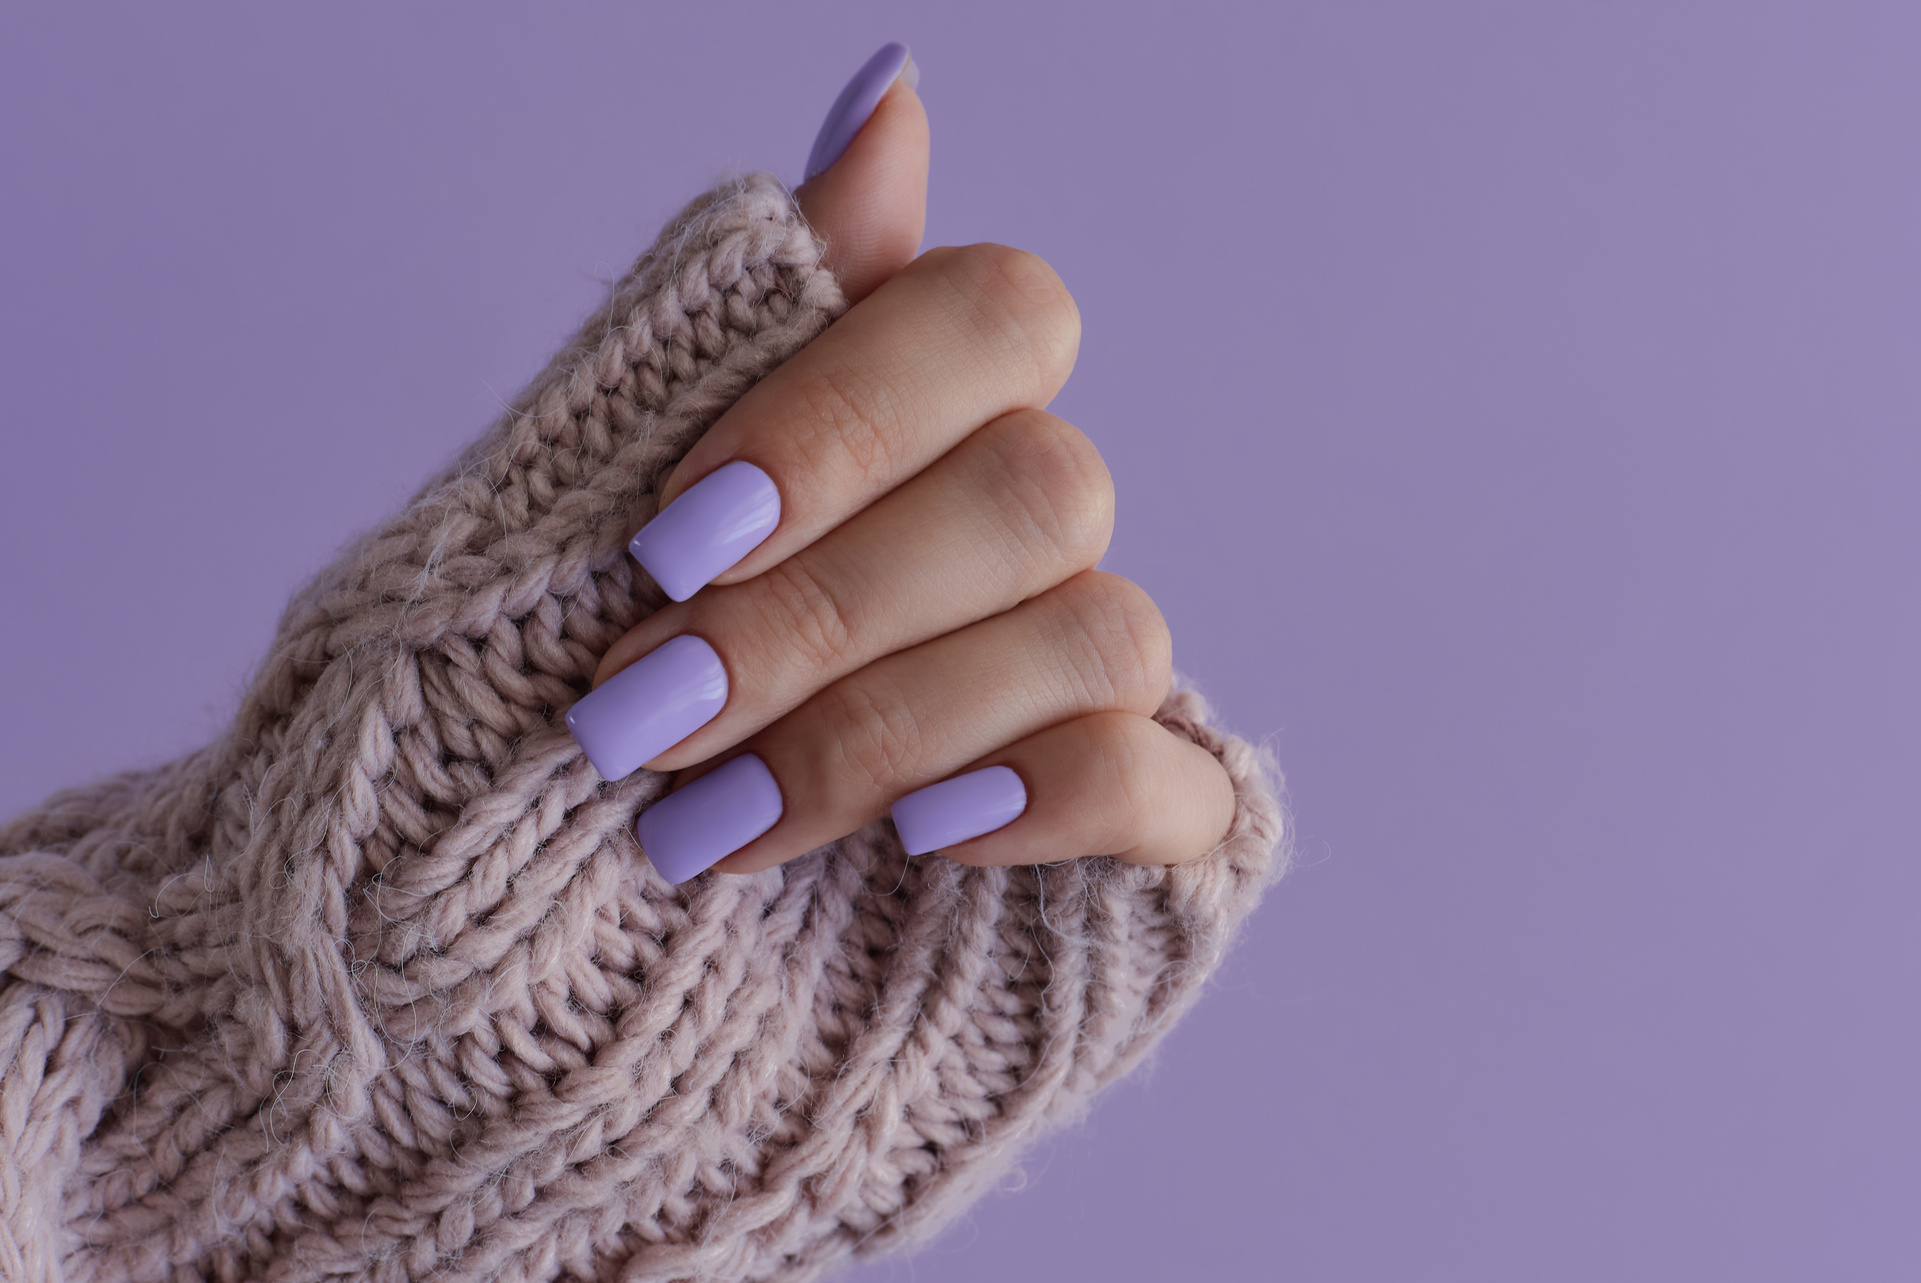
left=3, top=4, right=1916, bottom=1279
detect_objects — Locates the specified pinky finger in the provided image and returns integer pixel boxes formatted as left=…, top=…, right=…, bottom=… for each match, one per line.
left=890, top=710, right=1236, bottom=868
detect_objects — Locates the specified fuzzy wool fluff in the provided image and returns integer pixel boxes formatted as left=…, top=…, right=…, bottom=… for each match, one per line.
left=0, top=173, right=1288, bottom=1282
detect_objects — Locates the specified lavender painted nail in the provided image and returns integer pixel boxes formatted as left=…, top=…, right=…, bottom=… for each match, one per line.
left=629, top=460, right=781, bottom=602
left=564, top=634, right=727, bottom=781
left=890, top=765, right=1028, bottom=856
left=804, top=42, right=916, bottom=182
left=637, top=753, right=785, bottom=884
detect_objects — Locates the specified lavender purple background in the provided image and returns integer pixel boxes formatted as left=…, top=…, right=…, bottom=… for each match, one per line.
left=2, top=4, right=1915, bottom=1279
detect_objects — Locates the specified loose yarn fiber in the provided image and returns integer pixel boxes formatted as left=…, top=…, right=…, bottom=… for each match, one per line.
left=0, top=173, right=1288, bottom=1283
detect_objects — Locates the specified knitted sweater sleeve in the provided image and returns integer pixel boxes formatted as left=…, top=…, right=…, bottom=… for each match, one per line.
left=0, top=173, right=1289, bottom=1283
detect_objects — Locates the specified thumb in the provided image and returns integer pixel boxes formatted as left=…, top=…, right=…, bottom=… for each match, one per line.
left=795, top=43, right=929, bottom=306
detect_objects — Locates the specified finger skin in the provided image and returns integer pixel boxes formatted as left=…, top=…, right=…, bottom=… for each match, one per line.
left=592, top=409, right=1116, bottom=771
left=795, top=76, right=929, bottom=306
left=649, top=241, right=1082, bottom=588
left=671, top=569, right=1175, bottom=875
left=926, top=711, right=1237, bottom=867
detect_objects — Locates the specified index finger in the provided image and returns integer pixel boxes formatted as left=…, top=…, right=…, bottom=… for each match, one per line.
left=631, top=242, right=1080, bottom=600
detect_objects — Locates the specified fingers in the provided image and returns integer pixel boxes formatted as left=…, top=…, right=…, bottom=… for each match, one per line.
left=636, top=242, right=1082, bottom=601
left=795, top=50, right=928, bottom=306
left=645, top=569, right=1176, bottom=878
left=594, top=408, right=1114, bottom=770
left=645, top=708, right=1235, bottom=885
left=566, top=47, right=1234, bottom=889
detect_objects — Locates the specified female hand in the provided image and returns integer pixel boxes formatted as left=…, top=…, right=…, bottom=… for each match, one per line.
left=565, top=45, right=1236, bottom=883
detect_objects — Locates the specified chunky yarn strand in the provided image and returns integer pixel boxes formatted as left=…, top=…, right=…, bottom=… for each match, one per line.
left=0, top=173, right=1288, bottom=1283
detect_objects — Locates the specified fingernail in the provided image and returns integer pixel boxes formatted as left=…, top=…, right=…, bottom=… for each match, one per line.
left=890, top=765, right=1027, bottom=856
left=629, top=460, right=780, bottom=602
left=637, top=753, right=785, bottom=884
left=804, top=42, right=916, bottom=182
left=565, top=635, right=727, bottom=781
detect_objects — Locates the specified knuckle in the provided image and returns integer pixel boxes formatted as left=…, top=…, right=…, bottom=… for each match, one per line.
left=940, top=243, right=1082, bottom=392
left=1051, top=572, right=1175, bottom=711
left=738, top=556, right=854, bottom=677
left=978, top=411, right=1115, bottom=566
left=814, top=675, right=924, bottom=795
left=969, top=242, right=1073, bottom=313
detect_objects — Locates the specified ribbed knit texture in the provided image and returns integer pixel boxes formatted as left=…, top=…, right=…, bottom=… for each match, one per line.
left=0, top=173, right=1288, bottom=1283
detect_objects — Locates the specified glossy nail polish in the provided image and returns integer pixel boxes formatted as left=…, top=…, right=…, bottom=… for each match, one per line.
left=564, top=635, right=727, bottom=781
left=804, top=42, right=916, bottom=181
left=629, top=460, right=780, bottom=603
left=890, top=765, right=1028, bottom=856
left=637, top=753, right=785, bottom=884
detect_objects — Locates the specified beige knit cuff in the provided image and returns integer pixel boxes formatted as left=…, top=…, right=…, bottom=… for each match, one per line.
left=0, top=172, right=1288, bottom=1283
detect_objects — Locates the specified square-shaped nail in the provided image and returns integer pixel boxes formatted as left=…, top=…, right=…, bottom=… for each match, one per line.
left=629, top=460, right=780, bottom=602
left=564, top=634, right=727, bottom=781
left=890, top=765, right=1028, bottom=856
left=636, top=753, right=784, bottom=884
